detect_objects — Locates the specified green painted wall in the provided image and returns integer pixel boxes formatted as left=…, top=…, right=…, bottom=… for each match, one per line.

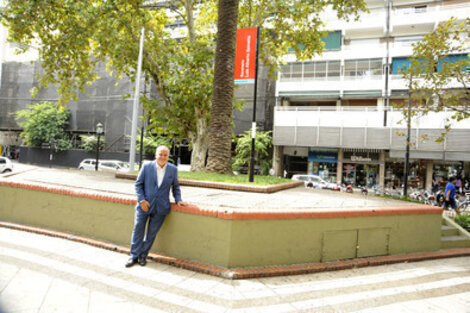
left=0, top=186, right=134, bottom=245
left=155, top=212, right=232, bottom=266
left=0, top=185, right=442, bottom=268
left=227, top=215, right=441, bottom=267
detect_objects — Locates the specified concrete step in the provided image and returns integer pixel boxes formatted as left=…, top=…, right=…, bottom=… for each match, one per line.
left=441, top=236, right=470, bottom=249
left=441, top=225, right=460, bottom=237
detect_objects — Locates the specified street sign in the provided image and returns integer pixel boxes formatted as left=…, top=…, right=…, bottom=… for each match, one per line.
left=234, top=27, right=258, bottom=84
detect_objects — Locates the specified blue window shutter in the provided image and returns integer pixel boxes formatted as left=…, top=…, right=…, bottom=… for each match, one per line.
left=392, top=57, right=412, bottom=74
left=322, top=31, right=342, bottom=51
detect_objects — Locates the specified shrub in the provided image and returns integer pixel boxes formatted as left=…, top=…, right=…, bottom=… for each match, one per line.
left=454, top=215, right=470, bottom=231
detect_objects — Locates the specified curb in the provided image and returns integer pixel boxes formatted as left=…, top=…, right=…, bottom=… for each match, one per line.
left=2, top=221, right=470, bottom=280
left=115, top=172, right=303, bottom=193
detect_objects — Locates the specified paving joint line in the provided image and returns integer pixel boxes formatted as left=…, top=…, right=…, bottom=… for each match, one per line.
left=2, top=221, right=470, bottom=280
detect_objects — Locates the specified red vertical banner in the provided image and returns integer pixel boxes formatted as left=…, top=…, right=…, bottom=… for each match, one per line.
left=234, top=27, right=258, bottom=84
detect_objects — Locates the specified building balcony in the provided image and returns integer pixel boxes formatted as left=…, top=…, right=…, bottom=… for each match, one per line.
left=277, top=75, right=385, bottom=97
left=324, top=2, right=470, bottom=38
left=324, top=7, right=385, bottom=37
left=273, top=106, right=470, bottom=160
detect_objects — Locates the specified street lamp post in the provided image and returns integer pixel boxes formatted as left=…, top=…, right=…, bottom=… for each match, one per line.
left=95, top=122, right=104, bottom=171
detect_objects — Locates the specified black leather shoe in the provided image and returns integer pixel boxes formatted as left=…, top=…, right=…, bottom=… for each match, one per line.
left=125, top=258, right=138, bottom=268
left=138, top=257, right=147, bottom=266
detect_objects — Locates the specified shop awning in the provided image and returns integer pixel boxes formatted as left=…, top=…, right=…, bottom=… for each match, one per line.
left=278, top=91, right=340, bottom=98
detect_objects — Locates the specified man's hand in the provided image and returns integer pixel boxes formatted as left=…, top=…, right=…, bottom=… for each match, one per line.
left=140, top=200, right=150, bottom=212
left=176, top=201, right=188, bottom=207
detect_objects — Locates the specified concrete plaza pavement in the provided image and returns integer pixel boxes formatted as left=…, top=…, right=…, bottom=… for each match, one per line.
left=1, top=162, right=416, bottom=213
left=2, top=163, right=470, bottom=312
left=1, top=226, right=470, bottom=313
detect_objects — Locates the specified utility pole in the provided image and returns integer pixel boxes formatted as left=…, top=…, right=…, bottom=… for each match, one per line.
left=403, top=74, right=412, bottom=197
left=383, top=0, right=392, bottom=127
left=139, top=82, right=147, bottom=170
left=129, top=27, right=145, bottom=172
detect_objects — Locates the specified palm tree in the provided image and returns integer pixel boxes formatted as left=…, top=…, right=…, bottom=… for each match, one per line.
left=205, top=0, right=240, bottom=174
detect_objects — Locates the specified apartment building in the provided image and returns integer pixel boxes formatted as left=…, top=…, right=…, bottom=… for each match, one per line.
left=273, top=0, right=470, bottom=190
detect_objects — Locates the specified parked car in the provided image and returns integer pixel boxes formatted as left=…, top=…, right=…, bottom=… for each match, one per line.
left=291, top=174, right=340, bottom=191
left=78, top=159, right=129, bottom=172
left=0, top=156, right=13, bottom=173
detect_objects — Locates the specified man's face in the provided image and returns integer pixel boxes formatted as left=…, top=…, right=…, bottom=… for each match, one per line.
left=156, top=148, right=169, bottom=167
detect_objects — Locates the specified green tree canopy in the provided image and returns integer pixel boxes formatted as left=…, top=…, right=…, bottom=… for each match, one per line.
left=404, top=17, right=470, bottom=139
left=2, top=0, right=367, bottom=172
left=14, top=101, right=72, bottom=151
left=136, top=133, right=172, bottom=157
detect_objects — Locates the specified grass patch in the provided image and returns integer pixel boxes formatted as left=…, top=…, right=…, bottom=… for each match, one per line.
left=377, top=194, right=424, bottom=203
left=177, top=171, right=292, bottom=186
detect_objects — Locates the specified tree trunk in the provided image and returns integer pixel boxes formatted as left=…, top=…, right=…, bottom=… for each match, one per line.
left=188, top=113, right=209, bottom=171
left=205, top=0, right=239, bottom=174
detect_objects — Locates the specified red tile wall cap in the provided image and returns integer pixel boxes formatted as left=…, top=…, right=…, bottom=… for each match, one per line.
left=171, top=203, right=442, bottom=220
left=0, top=180, right=136, bottom=205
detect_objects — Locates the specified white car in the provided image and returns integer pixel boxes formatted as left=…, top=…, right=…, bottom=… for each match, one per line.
left=78, top=159, right=129, bottom=172
left=291, top=174, right=340, bottom=190
left=0, top=157, right=13, bottom=173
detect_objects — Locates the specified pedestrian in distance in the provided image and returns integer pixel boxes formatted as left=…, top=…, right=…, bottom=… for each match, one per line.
left=455, top=177, right=462, bottom=195
left=444, top=176, right=459, bottom=214
left=126, top=145, right=187, bottom=267
left=432, top=177, right=439, bottom=193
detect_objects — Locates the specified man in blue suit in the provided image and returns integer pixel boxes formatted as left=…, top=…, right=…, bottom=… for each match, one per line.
left=126, top=145, right=187, bottom=267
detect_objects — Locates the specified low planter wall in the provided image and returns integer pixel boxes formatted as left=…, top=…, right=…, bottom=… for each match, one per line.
left=0, top=181, right=443, bottom=269
left=115, top=172, right=303, bottom=193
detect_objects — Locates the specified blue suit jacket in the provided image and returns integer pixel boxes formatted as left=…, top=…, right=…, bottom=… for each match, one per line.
left=135, top=161, right=182, bottom=215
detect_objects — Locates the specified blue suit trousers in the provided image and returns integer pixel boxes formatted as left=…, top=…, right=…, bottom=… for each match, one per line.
left=130, top=207, right=166, bottom=259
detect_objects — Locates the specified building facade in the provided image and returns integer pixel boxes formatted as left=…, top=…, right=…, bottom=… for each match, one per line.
left=273, top=0, right=470, bottom=190
left=0, top=26, right=275, bottom=161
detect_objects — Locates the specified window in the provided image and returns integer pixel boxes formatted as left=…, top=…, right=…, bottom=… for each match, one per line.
left=438, top=54, right=469, bottom=72
left=314, top=62, right=327, bottom=79
left=291, top=63, right=303, bottom=79
left=328, top=61, right=341, bottom=78
left=322, top=31, right=342, bottom=51
left=288, top=30, right=342, bottom=53
left=304, top=63, right=315, bottom=78
left=414, top=5, right=427, bottom=13
left=392, top=57, right=411, bottom=74
left=280, top=65, right=292, bottom=80
left=345, top=59, right=383, bottom=78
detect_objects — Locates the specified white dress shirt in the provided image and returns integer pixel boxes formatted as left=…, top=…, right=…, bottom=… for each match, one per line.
left=156, top=162, right=167, bottom=188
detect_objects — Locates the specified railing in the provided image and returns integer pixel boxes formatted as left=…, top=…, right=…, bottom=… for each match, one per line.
left=273, top=106, right=470, bottom=153
left=274, top=106, right=470, bottom=129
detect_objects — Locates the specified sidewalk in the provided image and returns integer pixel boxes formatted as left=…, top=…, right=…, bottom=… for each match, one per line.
left=2, top=164, right=470, bottom=312
left=2, top=226, right=470, bottom=313
left=1, top=164, right=417, bottom=212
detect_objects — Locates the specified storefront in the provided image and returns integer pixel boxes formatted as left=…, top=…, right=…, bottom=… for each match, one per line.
left=433, top=160, right=468, bottom=190
left=307, top=148, right=338, bottom=183
left=342, top=150, right=380, bottom=187
left=385, top=156, right=468, bottom=191
left=384, top=158, right=426, bottom=189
